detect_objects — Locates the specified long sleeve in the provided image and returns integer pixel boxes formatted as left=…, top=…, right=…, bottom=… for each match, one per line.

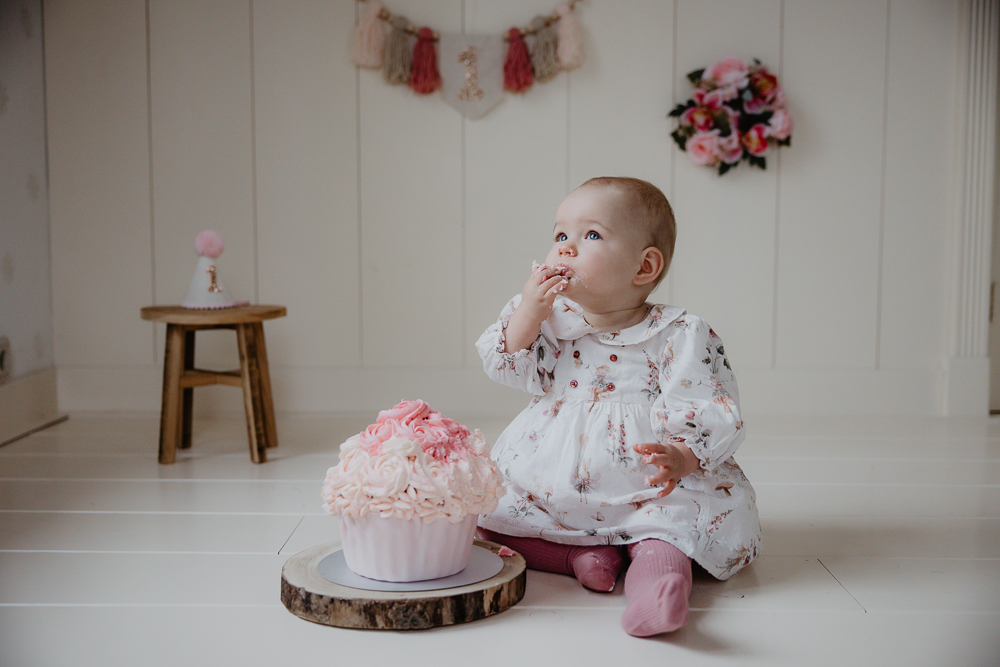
left=475, top=294, right=559, bottom=396
left=649, top=315, right=745, bottom=474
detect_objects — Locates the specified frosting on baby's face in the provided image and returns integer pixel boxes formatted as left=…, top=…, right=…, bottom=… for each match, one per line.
left=321, top=400, right=505, bottom=523
left=532, top=260, right=580, bottom=289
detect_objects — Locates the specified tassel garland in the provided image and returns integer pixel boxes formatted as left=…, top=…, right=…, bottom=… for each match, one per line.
left=410, top=27, right=442, bottom=94
left=555, top=2, right=584, bottom=70
left=528, top=15, right=560, bottom=83
left=355, top=0, right=583, bottom=105
left=352, top=0, right=385, bottom=68
left=383, top=15, right=412, bottom=85
left=503, top=28, right=534, bottom=92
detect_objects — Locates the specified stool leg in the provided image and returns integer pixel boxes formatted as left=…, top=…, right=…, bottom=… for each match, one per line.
left=251, top=322, right=279, bottom=450
left=180, top=329, right=195, bottom=449
left=158, top=324, right=185, bottom=464
left=236, top=323, right=267, bottom=463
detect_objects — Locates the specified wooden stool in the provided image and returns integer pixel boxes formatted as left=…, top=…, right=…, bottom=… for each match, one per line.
left=140, top=305, right=287, bottom=464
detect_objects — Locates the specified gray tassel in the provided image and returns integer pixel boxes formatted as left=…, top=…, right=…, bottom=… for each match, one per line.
left=383, top=16, right=412, bottom=85
left=529, top=15, right=559, bottom=83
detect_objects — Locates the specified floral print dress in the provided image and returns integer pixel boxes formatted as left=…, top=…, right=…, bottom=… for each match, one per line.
left=475, top=295, right=761, bottom=580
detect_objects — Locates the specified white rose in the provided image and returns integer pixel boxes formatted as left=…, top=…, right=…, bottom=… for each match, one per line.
left=361, top=453, right=409, bottom=498
left=468, top=430, right=490, bottom=456
left=381, top=436, right=422, bottom=458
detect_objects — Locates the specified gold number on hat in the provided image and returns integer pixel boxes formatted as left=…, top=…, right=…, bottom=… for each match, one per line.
left=206, top=265, right=222, bottom=293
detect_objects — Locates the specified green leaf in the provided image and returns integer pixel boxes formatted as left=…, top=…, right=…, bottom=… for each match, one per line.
left=718, top=162, right=732, bottom=176
left=686, top=68, right=705, bottom=85
left=668, top=102, right=691, bottom=118
left=776, top=137, right=791, bottom=147
left=670, top=129, right=687, bottom=151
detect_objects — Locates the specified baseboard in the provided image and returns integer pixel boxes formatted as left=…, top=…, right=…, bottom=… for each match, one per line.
left=55, top=364, right=947, bottom=417
left=940, top=356, right=991, bottom=416
left=0, top=367, right=64, bottom=446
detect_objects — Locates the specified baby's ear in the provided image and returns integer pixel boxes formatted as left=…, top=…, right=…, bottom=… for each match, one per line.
left=634, top=247, right=664, bottom=287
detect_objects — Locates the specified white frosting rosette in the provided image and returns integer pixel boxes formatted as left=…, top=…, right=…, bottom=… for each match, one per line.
left=322, top=430, right=505, bottom=523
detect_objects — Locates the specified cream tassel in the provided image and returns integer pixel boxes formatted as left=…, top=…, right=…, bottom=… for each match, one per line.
left=352, top=1, right=386, bottom=68
left=555, top=2, right=584, bottom=70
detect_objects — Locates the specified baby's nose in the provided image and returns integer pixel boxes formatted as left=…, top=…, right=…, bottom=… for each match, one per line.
left=558, top=244, right=575, bottom=256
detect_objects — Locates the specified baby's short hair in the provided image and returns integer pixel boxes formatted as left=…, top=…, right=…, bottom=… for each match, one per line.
left=578, top=176, right=676, bottom=287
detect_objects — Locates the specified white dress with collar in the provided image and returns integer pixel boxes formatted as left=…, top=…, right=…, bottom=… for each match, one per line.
left=475, top=295, right=761, bottom=580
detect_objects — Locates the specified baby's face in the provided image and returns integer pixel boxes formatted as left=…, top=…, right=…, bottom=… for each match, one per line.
left=544, top=186, right=645, bottom=307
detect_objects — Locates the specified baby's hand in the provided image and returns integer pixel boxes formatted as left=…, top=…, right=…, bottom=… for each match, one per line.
left=634, top=439, right=701, bottom=498
left=501, top=262, right=572, bottom=353
left=519, top=262, right=571, bottom=326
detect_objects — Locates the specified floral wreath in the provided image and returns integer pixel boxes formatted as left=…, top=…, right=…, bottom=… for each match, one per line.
left=669, top=56, right=793, bottom=176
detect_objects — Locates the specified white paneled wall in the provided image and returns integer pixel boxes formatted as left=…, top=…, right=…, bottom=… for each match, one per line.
left=46, top=0, right=971, bottom=417
left=0, top=0, right=51, bottom=380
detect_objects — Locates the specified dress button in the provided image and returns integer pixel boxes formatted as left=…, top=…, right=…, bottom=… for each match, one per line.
left=573, top=350, right=580, bottom=358
left=610, top=354, right=618, bottom=362
left=607, top=383, right=615, bottom=391
left=570, top=380, right=578, bottom=388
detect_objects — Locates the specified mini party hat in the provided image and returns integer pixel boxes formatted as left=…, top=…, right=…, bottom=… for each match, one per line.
left=180, top=230, right=248, bottom=309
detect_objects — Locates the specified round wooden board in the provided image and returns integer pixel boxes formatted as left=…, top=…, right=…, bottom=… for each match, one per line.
left=281, top=539, right=526, bottom=630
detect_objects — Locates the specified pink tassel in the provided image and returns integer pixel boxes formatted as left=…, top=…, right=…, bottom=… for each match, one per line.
left=555, top=2, right=584, bottom=70
left=409, top=27, right=441, bottom=94
left=503, top=28, right=534, bottom=92
left=352, top=0, right=385, bottom=68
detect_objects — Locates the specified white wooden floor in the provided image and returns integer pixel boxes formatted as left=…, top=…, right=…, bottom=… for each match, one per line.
left=1, top=412, right=998, bottom=666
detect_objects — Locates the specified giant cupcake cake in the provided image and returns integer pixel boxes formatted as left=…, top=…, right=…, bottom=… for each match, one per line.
left=322, top=400, right=505, bottom=582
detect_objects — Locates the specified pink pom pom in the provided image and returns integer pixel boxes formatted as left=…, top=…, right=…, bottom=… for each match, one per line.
left=194, top=230, right=224, bottom=258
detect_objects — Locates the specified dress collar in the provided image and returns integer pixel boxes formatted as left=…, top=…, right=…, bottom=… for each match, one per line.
left=548, top=298, right=686, bottom=346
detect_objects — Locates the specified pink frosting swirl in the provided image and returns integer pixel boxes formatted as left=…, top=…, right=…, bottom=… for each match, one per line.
left=355, top=400, right=472, bottom=461
left=321, top=401, right=505, bottom=523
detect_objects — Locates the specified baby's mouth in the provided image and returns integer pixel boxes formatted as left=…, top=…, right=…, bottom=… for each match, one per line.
left=533, top=261, right=574, bottom=279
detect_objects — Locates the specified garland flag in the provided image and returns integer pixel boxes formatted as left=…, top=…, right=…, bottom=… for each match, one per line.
left=353, top=0, right=584, bottom=119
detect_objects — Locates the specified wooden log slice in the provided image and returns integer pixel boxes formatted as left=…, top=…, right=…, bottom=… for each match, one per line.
left=281, top=539, right=526, bottom=630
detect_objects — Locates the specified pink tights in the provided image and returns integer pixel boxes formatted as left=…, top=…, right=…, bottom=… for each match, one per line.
left=478, top=528, right=692, bottom=636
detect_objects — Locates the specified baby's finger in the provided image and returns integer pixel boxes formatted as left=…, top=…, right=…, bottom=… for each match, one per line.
left=633, top=442, right=666, bottom=456
left=645, top=452, right=680, bottom=471
left=644, top=469, right=676, bottom=487
left=541, top=275, right=569, bottom=295
left=656, top=479, right=678, bottom=498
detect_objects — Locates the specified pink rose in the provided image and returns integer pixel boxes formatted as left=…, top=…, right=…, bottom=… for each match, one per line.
left=767, top=108, right=793, bottom=140
left=743, top=94, right=767, bottom=115
left=693, top=86, right=726, bottom=110
left=686, top=130, right=720, bottom=166
left=705, top=56, right=748, bottom=87
left=681, top=105, right=716, bottom=131
left=750, top=68, right=780, bottom=103
left=742, top=124, right=770, bottom=156
left=718, top=132, right=743, bottom=164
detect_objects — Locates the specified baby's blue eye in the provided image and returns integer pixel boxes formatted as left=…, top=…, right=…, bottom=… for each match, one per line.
left=586, top=231, right=601, bottom=240
left=555, top=232, right=568, bottom=242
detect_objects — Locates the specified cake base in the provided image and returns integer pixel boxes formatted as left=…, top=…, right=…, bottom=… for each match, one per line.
left=281, top=539, right=526, bottom=630
left=318, top=544, right=503, bottom=592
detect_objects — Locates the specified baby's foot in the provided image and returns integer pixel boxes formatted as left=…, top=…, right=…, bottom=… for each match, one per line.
left=620, top=572, right=690, bottom=636
left=569, top=547, right=623, bottom=592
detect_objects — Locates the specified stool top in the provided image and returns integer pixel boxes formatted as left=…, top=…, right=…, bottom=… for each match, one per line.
left=141, top=304, right=287, bottom=325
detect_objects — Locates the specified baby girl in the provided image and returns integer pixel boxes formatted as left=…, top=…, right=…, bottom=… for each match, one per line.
left=476, top=176, right=760, bottom=636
